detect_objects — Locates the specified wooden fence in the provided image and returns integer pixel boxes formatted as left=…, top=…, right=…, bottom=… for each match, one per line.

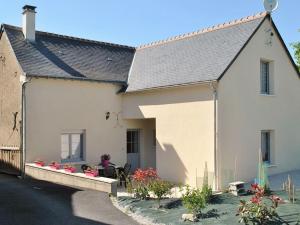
left=0, top=148, right=22, bottom=175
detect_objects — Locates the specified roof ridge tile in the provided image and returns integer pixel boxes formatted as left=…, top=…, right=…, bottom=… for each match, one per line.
left=2, top=24, right=135, bottom=50
left=138, top=12, right=267, bottom=50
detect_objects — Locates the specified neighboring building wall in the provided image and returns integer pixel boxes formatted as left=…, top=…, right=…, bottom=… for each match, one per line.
left=0, top=32, right=22, bottom=149
left=218, top=19, right=300, bottom=188
left=25, top=78, right=127, bottom=166
left=123, top=85, right=215, bottom=187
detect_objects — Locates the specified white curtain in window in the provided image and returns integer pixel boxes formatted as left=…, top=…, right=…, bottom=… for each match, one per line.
left=71, top=134, right=82, bottom=160
left=61, top=134, right=70, bottom=160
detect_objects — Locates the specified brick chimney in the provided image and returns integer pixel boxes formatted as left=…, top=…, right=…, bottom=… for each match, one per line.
left=22, top=5, right=36, bottom=42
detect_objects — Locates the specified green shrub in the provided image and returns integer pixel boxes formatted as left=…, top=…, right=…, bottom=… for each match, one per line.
left=181, top=185, right=206, bottom=215
left=149, top=179, right=173, bottom=207
left=201, top=184, right=213, bottom=203
left=237, top=184, right=280, bottom=225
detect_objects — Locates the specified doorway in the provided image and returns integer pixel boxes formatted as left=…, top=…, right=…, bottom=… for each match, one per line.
left=127, top=129, right=140, bottom=172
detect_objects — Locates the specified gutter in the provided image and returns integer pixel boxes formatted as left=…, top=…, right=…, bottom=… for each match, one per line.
left=125, top=80, right=217, bottom=94
left=20, top=75, right=31, bottom=178
left=210, top=81, right=218, bottom=191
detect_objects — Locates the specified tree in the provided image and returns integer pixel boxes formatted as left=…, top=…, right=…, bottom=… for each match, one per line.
left=292, top=30, right=300, bottom=71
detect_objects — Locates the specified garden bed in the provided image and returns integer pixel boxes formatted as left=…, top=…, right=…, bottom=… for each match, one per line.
left=114, top=191, right=300, bottom=225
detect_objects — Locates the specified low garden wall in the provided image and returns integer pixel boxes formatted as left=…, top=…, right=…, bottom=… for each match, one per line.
left=25, top=163, right=118, bottom=196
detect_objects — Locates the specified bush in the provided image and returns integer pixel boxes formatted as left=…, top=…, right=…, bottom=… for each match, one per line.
left=201, top=184, right=213, bottom=203
left=149, top=179, right=173, bottom=207
left=237, top=184, right=281, bottom=225
left=181, top=185, right=206, bottom=216
left=130, top=168, right=158, bottom=199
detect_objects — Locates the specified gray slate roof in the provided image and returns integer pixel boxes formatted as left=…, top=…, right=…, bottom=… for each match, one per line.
left=126, top=13, right=266, bottom=92
left=2, top=24, right=135, bottom=83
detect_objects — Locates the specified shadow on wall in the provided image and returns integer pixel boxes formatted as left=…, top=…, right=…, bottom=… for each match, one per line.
left=157, top=143, right=188, bottom=185
left=0, top=174, right=115, bottom=225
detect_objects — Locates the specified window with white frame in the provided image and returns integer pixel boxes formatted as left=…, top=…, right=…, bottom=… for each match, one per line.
left=260, top=61, right=270, bottom=94
left=127, top=130, right=139, bottom=153
left=261, top=130, right=273, bottom=163
left=260, top=60, right=274, bottom=95
left=61, top=130, right=85, bottom=162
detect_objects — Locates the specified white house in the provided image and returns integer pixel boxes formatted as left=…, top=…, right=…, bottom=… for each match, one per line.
left=0, top=6, right=299, bottom=190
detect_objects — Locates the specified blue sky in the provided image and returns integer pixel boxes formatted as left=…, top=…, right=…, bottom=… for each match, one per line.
left=0, top=0, right=299, bottom=56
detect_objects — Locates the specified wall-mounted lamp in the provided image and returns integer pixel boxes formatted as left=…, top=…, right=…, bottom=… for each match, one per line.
left=105, top=112, right=110, bottom=120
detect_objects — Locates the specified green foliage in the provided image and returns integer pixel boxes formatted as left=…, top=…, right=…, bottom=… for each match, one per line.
left=180, top=185, right=207, bottom=215
left=237, top=184, right=280, bottom=225
left=149, top=179, right=173, bottom=207
left=237, top=199, right=278, bottom=225
left=292, top=41, right=300, bottom=71
left=201, top=184, right=213, bottom=203
left=134, top=185, right=150, bottom=199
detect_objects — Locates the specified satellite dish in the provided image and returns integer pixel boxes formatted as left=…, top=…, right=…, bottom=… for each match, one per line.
left=263, top=0, right=278, bottom=13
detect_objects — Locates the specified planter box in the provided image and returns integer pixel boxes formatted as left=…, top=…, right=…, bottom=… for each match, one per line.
left=64, top=168, right=76, bottom=173
left=25, top=163, right=118, bottom=196
left=85, top=171, right=98, bottom=177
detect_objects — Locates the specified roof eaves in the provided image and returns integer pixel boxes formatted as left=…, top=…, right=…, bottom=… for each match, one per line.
left=125, top=80, right=217, bottom=93
left=26, top=73, right=127, bottom=85
left=270, top=18, right=300, bottom=78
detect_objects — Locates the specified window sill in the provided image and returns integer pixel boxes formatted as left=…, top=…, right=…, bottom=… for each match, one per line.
left=259, top=94, right=276, bottom=97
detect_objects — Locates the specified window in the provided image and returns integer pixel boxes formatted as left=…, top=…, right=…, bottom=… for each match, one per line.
left=127, top=130, right=139, bottom=153
left=61, top=131, right=84, bottom=162
left=260, top=61, right=270, bottom=94
left=261, top=131, right=272, bottom=163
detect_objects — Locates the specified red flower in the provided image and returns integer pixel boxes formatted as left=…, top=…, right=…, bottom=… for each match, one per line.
left=251, top=196, right=261, bottom=204
left=251, top=183, right=259, bottom=190
left=132, top=168, right=158, bottom=183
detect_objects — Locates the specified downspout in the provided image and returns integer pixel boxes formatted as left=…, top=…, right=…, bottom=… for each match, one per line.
left=210, top=81, right=218, bottom=191
left=20, top=75, right=31, bottom=178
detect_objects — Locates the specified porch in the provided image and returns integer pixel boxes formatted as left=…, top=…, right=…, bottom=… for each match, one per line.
left=125, top=118, right=156, bottom=172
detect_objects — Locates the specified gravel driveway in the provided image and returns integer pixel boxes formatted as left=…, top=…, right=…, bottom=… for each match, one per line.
left=0, top=174, right=139, bottom=225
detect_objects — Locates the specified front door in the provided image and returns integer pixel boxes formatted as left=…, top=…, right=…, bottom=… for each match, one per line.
left=127, top=130, right=140, bottom=172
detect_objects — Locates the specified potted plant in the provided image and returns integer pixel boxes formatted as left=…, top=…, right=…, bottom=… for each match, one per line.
left=101, top=154, right=111, bottom=168
left=63, top=164, right=76, bottom=173
left=34, top=160, right=45, bottom=167
left=49, top=161, right=60, bottom=170
left=84, top=167, right=99, bottom=177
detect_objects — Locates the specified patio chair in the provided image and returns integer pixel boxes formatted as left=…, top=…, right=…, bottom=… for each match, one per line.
left=81, top=164, right=92, bottom=173
left=103, top=165, right=117, bottom=179
left=119, top=163, right=131, bottom=188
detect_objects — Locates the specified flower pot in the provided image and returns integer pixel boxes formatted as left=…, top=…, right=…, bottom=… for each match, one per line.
left=49, top=164, right=60, bottom=170
left=64, top=167, right=76, bottom=173
left=34, top=161, right=45, bottom=167
left=85, top=171, right=98, bottom=177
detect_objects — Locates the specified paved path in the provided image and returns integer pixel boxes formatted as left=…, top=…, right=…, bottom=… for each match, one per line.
left=0, top=174, right=139, bottom=225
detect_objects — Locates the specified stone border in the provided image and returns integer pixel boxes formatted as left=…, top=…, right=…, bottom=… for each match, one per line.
left=25, top=163, right=118, bottom=196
